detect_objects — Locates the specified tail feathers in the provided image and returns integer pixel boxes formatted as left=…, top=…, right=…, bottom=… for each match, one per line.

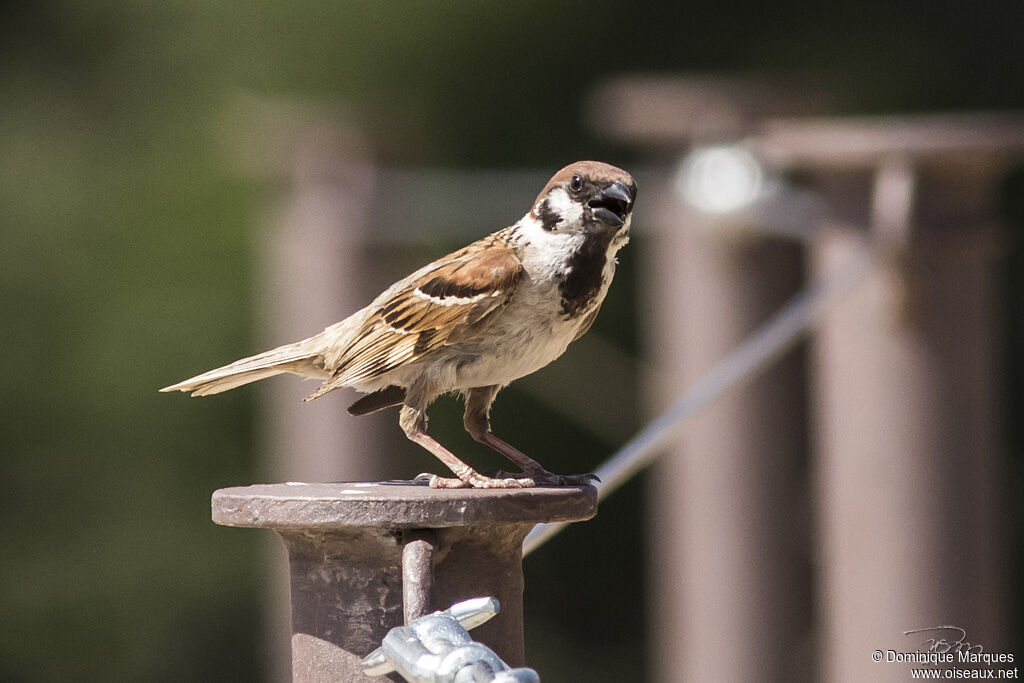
left=182, top=367, right=288, bottom=397
left=160, top=342, right=323, bottom=397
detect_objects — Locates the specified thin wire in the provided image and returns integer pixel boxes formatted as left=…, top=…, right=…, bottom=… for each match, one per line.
left=522, top=242, right=875, bottom=556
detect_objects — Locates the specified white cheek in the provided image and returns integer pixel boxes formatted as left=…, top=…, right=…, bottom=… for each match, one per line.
left=546, top=187, right=583, bottom=227
left=517, top=212, right=584, bottom=276
left=519, top=213, right=544, bottom=235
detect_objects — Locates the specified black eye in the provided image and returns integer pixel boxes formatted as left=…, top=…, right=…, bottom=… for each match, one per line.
left=569, top=174, right=583, bottom=192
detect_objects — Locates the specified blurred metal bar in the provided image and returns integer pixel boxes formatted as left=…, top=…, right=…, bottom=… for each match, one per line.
left=802, top=116, right=1019, bottom=681
left=757, top=113, right=1024, bottom=170
left=587, top=74, right=840, bottom=145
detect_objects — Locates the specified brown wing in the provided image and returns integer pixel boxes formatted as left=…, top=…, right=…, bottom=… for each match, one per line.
left=304, top=240, right=522, bottom=400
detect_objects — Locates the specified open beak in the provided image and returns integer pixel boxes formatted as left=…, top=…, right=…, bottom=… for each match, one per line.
left=589, top=180, right=634, bottom=228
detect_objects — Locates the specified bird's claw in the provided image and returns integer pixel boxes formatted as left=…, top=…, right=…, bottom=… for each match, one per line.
left=529, top=471, right=600, bottom=487
left=427, top=473, right=535, bottom=489
left=486, top=469, right=599, bottom=487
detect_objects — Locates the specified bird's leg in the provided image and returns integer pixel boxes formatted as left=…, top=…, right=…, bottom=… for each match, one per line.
left=399, top=403, right=533, bottom=489
left=464, top=386, right=599, bottom=487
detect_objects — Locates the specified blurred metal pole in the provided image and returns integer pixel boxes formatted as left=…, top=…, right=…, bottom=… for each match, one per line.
left=646, top=193, right=808, bottom=683
left=763, top=115, right=1024, bottom=682
left=811, top=212, right=1004, bottom=683
left=592, top=77, right=825, bottom=683
left=259, top=117, right=382, bottom=483
left=253, top=111, right=387, bottom=680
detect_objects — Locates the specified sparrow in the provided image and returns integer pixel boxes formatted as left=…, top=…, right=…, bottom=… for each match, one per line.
left=162, top=161, right=637, bottom=489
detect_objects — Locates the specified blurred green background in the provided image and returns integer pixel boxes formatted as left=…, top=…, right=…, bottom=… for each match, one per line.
left=2, top=2, right=1023, bottom=681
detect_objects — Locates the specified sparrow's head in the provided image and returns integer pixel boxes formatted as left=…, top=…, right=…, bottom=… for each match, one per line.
left=530, top=161, right=637, bottom=235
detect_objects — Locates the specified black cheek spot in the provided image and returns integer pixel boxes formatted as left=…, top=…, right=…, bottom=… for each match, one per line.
left=538, top=199, right=562, bottom=232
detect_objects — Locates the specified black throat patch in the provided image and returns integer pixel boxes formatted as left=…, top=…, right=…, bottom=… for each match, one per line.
left=558, top=232, right=612, bottom=317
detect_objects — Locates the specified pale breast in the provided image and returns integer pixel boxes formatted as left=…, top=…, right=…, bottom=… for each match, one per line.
left=448, top=265, right=612, bottom=389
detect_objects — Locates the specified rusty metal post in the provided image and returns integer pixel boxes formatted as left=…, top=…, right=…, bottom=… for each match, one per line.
left=212, top=482, right=597, bottom=682
left=756, top=114, right=1024, bottom=682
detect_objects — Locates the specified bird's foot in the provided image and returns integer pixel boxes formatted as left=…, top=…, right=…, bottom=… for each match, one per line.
left=418, top=472, right=535, bottom=489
